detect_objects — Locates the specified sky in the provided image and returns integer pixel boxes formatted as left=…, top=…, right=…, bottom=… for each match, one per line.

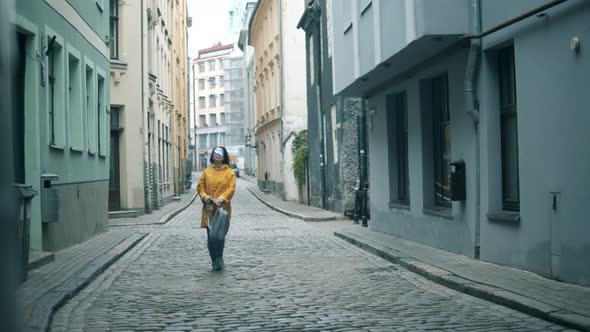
left=187, top=0, right=249, bottom=59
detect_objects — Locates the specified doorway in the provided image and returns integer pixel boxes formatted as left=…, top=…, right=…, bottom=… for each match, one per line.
left=108, top=107, right=121, bottom=211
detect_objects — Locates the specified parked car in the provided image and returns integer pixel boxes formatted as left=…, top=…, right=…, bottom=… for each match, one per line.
left=231, top=163, right=240, bottom=177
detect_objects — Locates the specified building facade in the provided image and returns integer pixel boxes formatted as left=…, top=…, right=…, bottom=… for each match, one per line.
left=224, top=56, right=246, bottom=168
left=170, top=1, right=190, bottom=196
left=109, top=0, right=190, bottom=215
left=298, top=0, right=364, bottom=213
left=238, top=2, right=259, bottom=177
left=13, top=0, right=111, bottom=251
left=192, top=44, right=234, bottom=170
left=331, top=0, right=590, bottom=286
left=249, top=0, right=308, bottom=201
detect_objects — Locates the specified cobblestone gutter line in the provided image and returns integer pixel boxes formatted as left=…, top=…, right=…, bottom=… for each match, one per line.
left=24, top=233, right=147, bottom=332
left=244, top=186, right=339, bottom=222
left=335, top=229, right=590, bottom=332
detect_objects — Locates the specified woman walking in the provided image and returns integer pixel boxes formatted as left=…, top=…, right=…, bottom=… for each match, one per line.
left=197, top=146, right=236, bottom=271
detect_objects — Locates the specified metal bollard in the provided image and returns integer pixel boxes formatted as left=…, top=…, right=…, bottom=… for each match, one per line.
left=13, top=184, right=37, bottom=284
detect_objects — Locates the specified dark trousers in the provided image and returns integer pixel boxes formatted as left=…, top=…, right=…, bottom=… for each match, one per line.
left=206, top=228, right=225, bottom=262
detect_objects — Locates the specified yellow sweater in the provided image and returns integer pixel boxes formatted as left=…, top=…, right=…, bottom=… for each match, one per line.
left=196, top=164, right=236, bottom=228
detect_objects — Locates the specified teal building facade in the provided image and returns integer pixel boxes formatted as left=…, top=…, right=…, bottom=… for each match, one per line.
left=12, top=0, right=111, bottom=251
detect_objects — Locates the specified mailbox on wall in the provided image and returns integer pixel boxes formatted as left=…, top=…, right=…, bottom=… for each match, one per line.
left=450, top=160, right=466, bottom=201
left=41, top=174, right=60, bottom=223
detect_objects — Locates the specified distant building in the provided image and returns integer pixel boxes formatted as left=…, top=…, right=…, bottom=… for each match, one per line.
left=192, top=43, right=234, bottom=170
left=248, top=0, right=308, bottom=201
left=109, top=0, right=190, bottom=214
left=223, top=56, right=246, bottom=169
left=238, top=2, right=259, bottom=177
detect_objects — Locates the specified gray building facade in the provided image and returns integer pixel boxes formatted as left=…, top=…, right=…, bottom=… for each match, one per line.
left=298, top=0, right=364, bottom=215
left=331, top=0, right=590, bottom=287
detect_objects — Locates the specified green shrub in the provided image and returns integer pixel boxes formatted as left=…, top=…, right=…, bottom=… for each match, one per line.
left=291, top=130, right=309, bottom=186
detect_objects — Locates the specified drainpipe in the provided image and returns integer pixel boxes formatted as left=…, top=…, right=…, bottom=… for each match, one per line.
left=360, top=99, right=368, bottom=227
left=141, top=0, right=151, bottom=212
left=465, top=0, right=481, bottom=259
left=277, top=0, right=284, bottom=155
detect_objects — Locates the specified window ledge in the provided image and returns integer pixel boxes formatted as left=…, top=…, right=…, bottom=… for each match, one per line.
left=487, top=211, right=520, bottom=223
left=389, top=202, right=410, bottom=211
left=70, top=146, right=84, bottom=153
left=88, top=150, right=97, bottom=156
left=49, top=144, right=65, bottom=151
left=423, top=207, right=453, bottom=220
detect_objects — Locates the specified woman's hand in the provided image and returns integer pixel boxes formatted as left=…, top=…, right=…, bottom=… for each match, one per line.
left=214, top=197, right=225, bottom=205
left=202, top=195, right=212, bottom=203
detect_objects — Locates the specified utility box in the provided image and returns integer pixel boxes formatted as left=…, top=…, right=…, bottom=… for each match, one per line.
left=450, top=160, right=466, bottom=201
left=41, top=174, right=60, bottom=223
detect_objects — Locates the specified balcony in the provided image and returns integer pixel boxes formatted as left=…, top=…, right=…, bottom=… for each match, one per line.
left=332, top=0, right=470, bottom=96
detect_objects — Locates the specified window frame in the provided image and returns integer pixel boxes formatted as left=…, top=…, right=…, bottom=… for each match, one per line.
left=432, top=74, right=451, bottom=208
left=387, top=91, right=410, bottom=205
left=45, top=29, right=66, bottom=148
left=109, top=0, right=119, bottom=59
left=498, top=46, right=520, bottom=212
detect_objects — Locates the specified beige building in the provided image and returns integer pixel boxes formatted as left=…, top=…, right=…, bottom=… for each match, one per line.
left=191, top=43, right=234, bottom=170
left=170, top=1, right=190, bottom=196
left=109, top=0, right=190, bottom=215
left=248, top=0, right=307, bottom=201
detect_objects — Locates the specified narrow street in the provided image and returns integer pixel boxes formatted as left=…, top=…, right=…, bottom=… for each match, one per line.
left=49, top=179, right=571, bottom=331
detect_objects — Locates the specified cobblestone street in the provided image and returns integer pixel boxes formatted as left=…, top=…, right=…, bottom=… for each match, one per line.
left=49, top=180, right=574, bottom=331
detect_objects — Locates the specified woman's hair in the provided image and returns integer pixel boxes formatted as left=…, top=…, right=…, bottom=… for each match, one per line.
left=209, top=146, right=230, bottom=165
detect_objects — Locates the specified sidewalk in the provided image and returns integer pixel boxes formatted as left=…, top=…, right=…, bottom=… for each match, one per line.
left=240, top=173, right=346, bottom=221
left=243, top=174, right=590, bottom=331
left=109, top=185, right=198, bottom=226
left=18, top=185, right=198, bottom=332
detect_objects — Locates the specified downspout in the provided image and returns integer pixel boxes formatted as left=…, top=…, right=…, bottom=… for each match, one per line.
left=141, top=0, right=150, bottom=212
left=277, top=0, right=284, bottom=153
left=465, top=0, right=481, bottom=259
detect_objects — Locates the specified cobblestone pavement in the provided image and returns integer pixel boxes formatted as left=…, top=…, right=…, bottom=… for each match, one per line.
left=50, top=182, right=576, bottom=331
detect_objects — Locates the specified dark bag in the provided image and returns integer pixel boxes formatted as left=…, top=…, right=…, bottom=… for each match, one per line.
left=206, top=202, right=230, bottom=241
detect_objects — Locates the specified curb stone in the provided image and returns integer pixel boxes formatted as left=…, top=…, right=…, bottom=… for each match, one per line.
left=24, top=232, right=147, bottom=332
left=335, top=229, right=590, bottom=332
left=245, top=186, right=340, bottom=222
left=110, top=190, right=199, bottom=226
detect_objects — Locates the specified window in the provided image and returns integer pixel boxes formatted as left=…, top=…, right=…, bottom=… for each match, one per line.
left=109, top=0, right=119, bottom=59
left=97, top=71, right=107, bottom=155
left=309, top=34, right=315, bottom=85
left=220, top=112, right=225, bottom=125
left=331, top=104, right=338, bottom=164
left=219, top=75, right=224, bottom=88
left=209, top=60, right=215, bottom=71
left=199, top=114, right=206, bottom=127
left=209, top=94, right=216, bottom=108
left=219, top=59, right=224, bottom=69
left=199, top=133, right=207, bottom=148
left=210, top=133, right=218, bottom=146
left=199, top=96, right=205, bottom=109
left=210, top=113, right=217, bottom=126
left=219, top=93, right=224, bottom=107
left=68, top=49, right=84, bottom=151
left=46, top=35, right=65, bottom=146
left=220, top=132, right=225, bottom=145
left=498, top=46, right=520, bottom=211
left=198, top=78, right=205, bottom=90
left=198, top=62, right=205, bottom=73
left=208, top=76, right=216, bottom=89
left=387, top=92, right=409, bottom=205
left=85, top=61, right=97, bottom=153
left=432, top=75, right=450, bottom=207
